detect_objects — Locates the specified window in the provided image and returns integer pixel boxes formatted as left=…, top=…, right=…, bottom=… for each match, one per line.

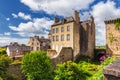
left=67, top=34, right=70, bottom=41
left=61, top=27, right=64, bottom=32
left=31, top=47, right=33, bottom=50
left=37, top=47, right=39, bottom=50
left=32, top=39, right=34, bottom=41
left=56, top=28, right=58, bottom=33
left=56, top=35, right=59, bottom=41
left=61, top=35, right=64, bottom=41
left=67, top=26, right=70, bottom=31
left=37, top=42, right=39, bottom=45
left=52, top=29, right=55, bottom=33
left=52, top=36, right=55, bottom=41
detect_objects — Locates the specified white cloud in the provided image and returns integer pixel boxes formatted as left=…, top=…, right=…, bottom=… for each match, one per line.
left=20, top=0, right=94, bottom=16
left=4, top=32, right=11, bottom=36
left=18, top=12, right=31, bottom=20
left=80, top=12, right=91, bottom=21
left=6, top=18, right=10, bottom=21
left=9, top=18, right=53, bottom=37
left=0, top=36, right=28, bottom=46
left=91, top=1, right=120, bottom=46
left=12, top=13, right=18, bottom=18
left=11, top=12, right=31, bottom=20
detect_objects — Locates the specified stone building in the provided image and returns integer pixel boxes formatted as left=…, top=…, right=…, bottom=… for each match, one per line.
left=48, top=10, right=95, bottom=60
left=105, top=18, right=120, bottom=56
left=6, top=42, right=31, bottom=59
left=28, top=36, right=51, bottom=51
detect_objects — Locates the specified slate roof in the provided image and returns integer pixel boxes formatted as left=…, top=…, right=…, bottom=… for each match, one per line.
left=52, top=16, right=74, bottom=26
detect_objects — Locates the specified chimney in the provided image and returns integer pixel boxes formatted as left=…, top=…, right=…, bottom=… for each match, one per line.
left=90, top=16, right=94, bottom=23
left=54, top=17, right=59, bottom=23
left=74, top=10, right=80, bottom=23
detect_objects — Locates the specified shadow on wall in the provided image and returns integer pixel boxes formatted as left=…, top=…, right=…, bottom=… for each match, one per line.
left=51, top=47, right=73, bottom=67
left=80, top=24, right=88, bottom=54
left=106, top=45, right=113, bottom=56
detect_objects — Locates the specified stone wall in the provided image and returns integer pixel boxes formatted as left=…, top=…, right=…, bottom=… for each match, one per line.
left=47, top=49, right=57, bottom=58
left=7, top=64, right=26, bottom=80
left=105, top=20, right=120, bottom=56
left=51, top=47, right=73, bottom=66
left=103, top=59, right=120, bottom=80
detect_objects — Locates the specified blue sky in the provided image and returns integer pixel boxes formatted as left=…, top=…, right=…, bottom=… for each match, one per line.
left=0, top=0, right=120, bottom=46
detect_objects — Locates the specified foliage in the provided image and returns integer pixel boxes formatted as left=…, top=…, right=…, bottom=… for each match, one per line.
left=88, top=57, right=117, bottom=80
left=0, top=48, right=6, bottom=54
left=21, top=51, right=53, bottom=80
left=109, top=33, right=114, bottom=43
left=115, top=18, right=120, bottom=30
left=0, top=54, right=16, bottom=80
left=78, top=61, right=98, bottom=75
left=11, top=60, right=21, bottom=64
left=54, top=61, right=91, bottom=80
left=75, top=55, right=91, bottom=63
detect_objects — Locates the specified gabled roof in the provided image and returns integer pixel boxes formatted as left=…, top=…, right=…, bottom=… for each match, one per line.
left=7, top=43, right=30, bottom=52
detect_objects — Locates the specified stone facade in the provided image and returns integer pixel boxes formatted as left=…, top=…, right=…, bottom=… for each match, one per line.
left=6, top=42, right=31, bottom=59
left=105, top=18, right=120, bottom=56
left=48, top=10, right=95, bottom=60
left=28, top=36, right=51, bottom=51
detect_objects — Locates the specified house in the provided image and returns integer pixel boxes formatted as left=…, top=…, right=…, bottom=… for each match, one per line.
left=48, top=10, right=95, bottom=61
left=105, top=18, right=120, bottom=56
left=28, top=36, right=51, bottom=51
left=6, top=42, right=31, bottom=59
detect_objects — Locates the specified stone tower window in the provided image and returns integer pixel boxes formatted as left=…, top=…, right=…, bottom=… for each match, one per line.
left=52, top=36, right=55, bottom=41
left=56, top=28, right=58, bottom=33
left=61, top=35, right=64, bottom=41
left=61, top=27, right=64, bottom=32
left=56, top=35, right=59, bottom=41
left=67, top=34, right=70, bottom=41
left=52, top=29, right=55, bottom=33
left=67, top=26, right=70, bottom=31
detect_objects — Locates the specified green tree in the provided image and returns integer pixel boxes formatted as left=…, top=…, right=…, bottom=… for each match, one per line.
left=21, top=51, right=53, bottom=80
left=0, top=48, right=6, bottom=54
left=0, top=54, right=12, bottom=80
left=54, top=61, right=91, bottom=80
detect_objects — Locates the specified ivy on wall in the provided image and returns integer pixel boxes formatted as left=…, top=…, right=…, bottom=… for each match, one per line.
left=109, top=33, right=114, bottom=43
left=115, top=18, right=120, bottom=30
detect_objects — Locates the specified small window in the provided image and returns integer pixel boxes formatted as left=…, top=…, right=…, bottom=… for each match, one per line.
left=61, top=35, right=64, bottom=41
left=67, top=34, right=70, bottom=41
left=32, top=39, right=34, bottom=41
left=31, top=47, right=33, bottom=50
left=52, top=36, right=55, bottom=41
left=52, top=29, right=55, bottom=33
left=67, top=26, right=70, bottom=31
left=56, top=35, right=59, bottom=41
left=37, top=47, right=39, bottom=50
left=56, top=28, right=58, bottom=33
left=61, top=27, right=64, bottom=32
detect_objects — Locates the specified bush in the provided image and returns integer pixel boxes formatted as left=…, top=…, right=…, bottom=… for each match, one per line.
left=21, top=51, right=53, bottom=80
left=0, top=48, right=6, bottom=54
left=54, top=61, right=91, bottom=80
left=88, top=57, right=117, bottom=80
